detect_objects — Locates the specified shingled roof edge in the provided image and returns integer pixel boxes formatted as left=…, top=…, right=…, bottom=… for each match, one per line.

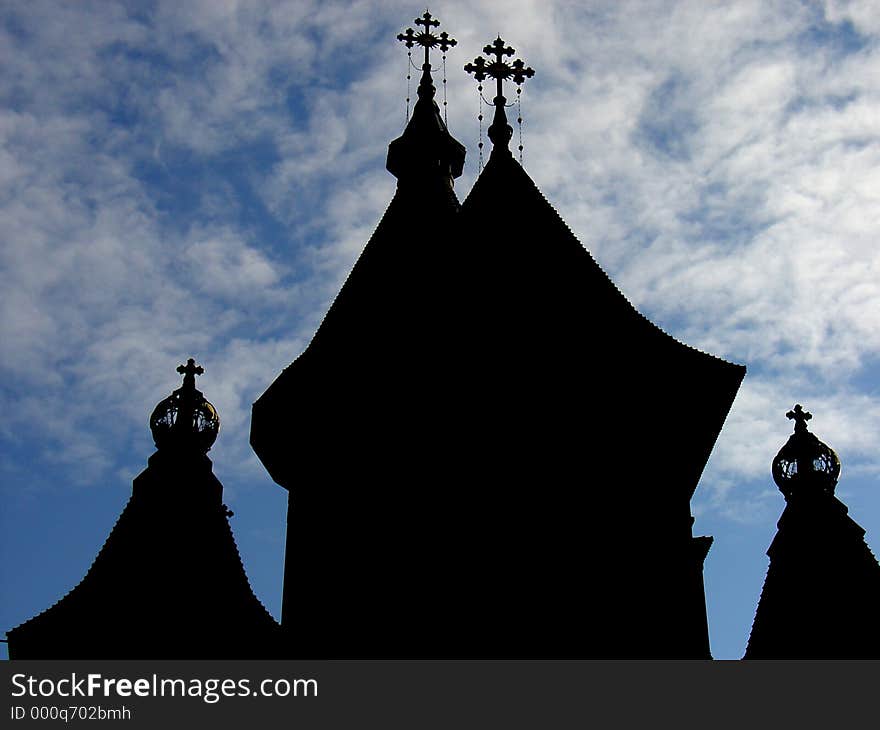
left=460, top=149, right=747, bottom=375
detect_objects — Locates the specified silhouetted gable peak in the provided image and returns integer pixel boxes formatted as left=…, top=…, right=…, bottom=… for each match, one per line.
left=463, top=145, right=743, bottom=371
left=745, top=405, right=880, bottom=659
left=7, top=358, right=279, bottom=658
left=458, top=89, right=743, bottom=504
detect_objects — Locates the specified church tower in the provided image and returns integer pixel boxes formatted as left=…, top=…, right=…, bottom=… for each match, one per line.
left=454, top=35, right=745, bottom=657
left=745, top=405, right=880, bottom=658
left=251, top=17, right=745, bottom=658
left=251, top=12, right=468, bottom=658
left=8, top=359, right=280, bottom=658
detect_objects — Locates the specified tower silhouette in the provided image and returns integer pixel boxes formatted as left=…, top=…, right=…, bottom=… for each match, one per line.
left=745, top=405, right=880, bottom=658
left=250, top=18, right=746, bottom=658
left=8, top=359, right=280, bottom=659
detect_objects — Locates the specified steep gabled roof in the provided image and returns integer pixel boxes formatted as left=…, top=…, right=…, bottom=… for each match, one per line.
left=746, top=414, right=880, bottom=658
left=248, top=52, right=745, bottom=658
left=8, top=451, right=279, bottom=659
left=745, top=494, right=880, bottom=658
left=251, top=68, right=466, bottom=489
left=464, top=147, right=738, bottom=363
left=458, top=145, right=745, bottom=498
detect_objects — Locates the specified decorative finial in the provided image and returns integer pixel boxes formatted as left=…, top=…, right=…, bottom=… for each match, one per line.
left=465, top=36, right=534, bottom=151
left=388, top=12, right=465, bottom=182
left=772, top=405, right=840, bottom=499
left=397, top=11, right=456, bottom=101
left=150, top=357, right=220, bottom=453
left=786, top=404, right=812, bottom=433
left=177, top=358, right=204, bottom=391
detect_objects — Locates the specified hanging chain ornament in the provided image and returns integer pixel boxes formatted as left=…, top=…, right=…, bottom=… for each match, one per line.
left=465, top=37, right=534, bottom=159
left=442, top=49, right=449, bottom=125
left=517, top=86, right=523, bottom=163
left=405, top=49, right=412, bottom=122
left=397, top=11, right=457, bottom=122
left=478, top=83, right=484, bottom=170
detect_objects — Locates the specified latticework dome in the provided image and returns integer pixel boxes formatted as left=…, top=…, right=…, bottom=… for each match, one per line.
left=772, top=404, right=840, bottom=499
left=149, top=358, right=219, bottom=453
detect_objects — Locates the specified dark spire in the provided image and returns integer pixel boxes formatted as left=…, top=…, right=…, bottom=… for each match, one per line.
left=388, top=12, right=465, bottom=182
left=745, top=405, right=880, bottom=658
left=465, top=36, right=534, bottom=152
left=772, top=404, right=841, bottom=499
left=149, top=358, right=220, bottom=453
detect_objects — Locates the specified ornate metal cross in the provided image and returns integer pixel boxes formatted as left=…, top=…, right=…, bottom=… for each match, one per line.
left=177, top=358, right=204, bottom=391
left=786, top=404, right=812, bottom=432
left=464, top=36, right=534, bottom=102
left=397, top=11, right=456, bottom=70
left=465, top=35, right=534, bottom=149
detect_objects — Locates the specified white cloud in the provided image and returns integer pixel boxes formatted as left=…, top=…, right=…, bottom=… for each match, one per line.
left=183, top=230, right=285, bottom=299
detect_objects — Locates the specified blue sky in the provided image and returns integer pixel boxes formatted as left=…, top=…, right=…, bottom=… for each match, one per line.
left=2, top=0, right=879, bottom=661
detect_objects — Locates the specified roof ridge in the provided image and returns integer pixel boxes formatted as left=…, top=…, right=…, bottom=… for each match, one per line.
left=9, top=495, right=136, bottom=633
left=10, top=490, right=279, bottom=636
left=743, top=563, right=773, bottom=657
left=218, top=510, right=280, bottom=625
left=467, top=152, right=745, bottom=371
left=281, top=181, right=462, bottom=369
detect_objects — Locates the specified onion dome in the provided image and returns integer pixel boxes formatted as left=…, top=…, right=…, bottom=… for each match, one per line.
left=772, top=404, right=841, bottom=499
left=149, top=358, right=220, bottom=453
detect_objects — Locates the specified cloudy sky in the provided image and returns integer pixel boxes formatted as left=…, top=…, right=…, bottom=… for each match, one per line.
left=2, top=0, right=879, bottom=660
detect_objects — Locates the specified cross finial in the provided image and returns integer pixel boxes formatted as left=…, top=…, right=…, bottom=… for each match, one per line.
left=484, top=37, right=515, bottom=65
left=415, top=11, right=439, bottom=35
left=177, top=357, right=204, bottom=391
left=397, top=11, right=456, bottom=88
left=465, top=37, right=534, bottom=95
left=465, top=35, right=534, bottom=149
left=786, top=404, right=812, bottom=433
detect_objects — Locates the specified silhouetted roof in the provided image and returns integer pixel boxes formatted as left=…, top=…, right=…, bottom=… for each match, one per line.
left=251, top=69, right=465, bottom=488
left=745, top=493, right=880, bottom=658
left=8, top=451, right=279, bottom=659
left=249, top=61, right=744, bottom=658
left=746, top=412, right=880, bottom=658
left=456, top=144, right=745, bottom=497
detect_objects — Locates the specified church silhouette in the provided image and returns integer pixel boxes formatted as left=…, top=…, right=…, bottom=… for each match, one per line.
left=8, top=360, right=280, bottom=659
left=7, top=13, right=880, bottom=660
left=745, top=406, right=880, bottom=658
